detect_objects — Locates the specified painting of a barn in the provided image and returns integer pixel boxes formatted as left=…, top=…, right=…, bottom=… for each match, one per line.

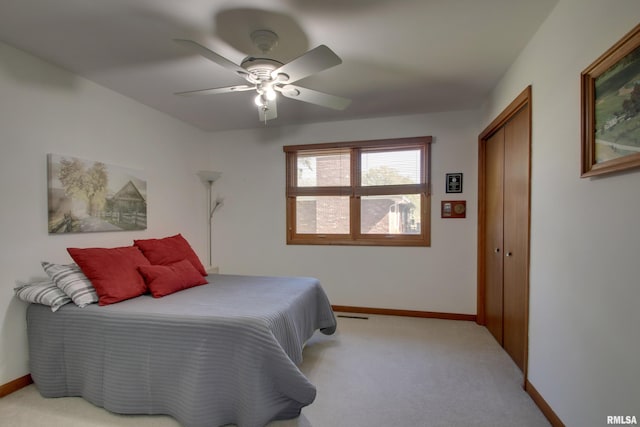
left=47, top=154, right=147, bottom=233
left=105, top=181, right=147, bottom=229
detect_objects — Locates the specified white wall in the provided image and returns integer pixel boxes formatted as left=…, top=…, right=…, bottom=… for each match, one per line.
left=0, top=42, right=211, bottom=385
left=207, top=110, right=480, bottom=314
left=483, top=0, right=640, bottom=425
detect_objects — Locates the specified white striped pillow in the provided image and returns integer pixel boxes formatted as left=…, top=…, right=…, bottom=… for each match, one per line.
left=42, top=261, right=98, bottom=308
left=14, top=280, right=72, bottom=312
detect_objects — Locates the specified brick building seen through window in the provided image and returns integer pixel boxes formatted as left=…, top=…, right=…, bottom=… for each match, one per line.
left=284, top=137, right=431, bottom=246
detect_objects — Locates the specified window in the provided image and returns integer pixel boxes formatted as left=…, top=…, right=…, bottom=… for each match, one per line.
left=284, top=136, right=431, bottom=246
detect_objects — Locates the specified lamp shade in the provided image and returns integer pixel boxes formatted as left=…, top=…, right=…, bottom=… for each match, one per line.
left=197, top=170, right=221, bottom=184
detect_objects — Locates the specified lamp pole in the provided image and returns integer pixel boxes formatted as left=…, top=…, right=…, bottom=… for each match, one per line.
left=206, top=179, right=213, bottom=267
left=197, top=170, right=221, bottom=270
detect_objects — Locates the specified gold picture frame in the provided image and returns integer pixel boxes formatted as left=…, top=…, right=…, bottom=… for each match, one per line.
left=581, top=23, right=640, bottom=177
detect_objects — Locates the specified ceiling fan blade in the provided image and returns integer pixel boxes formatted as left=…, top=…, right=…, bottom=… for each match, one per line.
left=278, top=85, right=351, bottom=110
left=175, top=84, right=254, bottom=97
left=174, top=39, right=249, bottom=79
left=272, top=45, right=342, bottom=84
left=258, top=99, right=278, bottom=122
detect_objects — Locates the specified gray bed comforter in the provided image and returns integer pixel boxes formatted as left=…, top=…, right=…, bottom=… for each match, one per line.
left=27, top=274, right=336, bottom=427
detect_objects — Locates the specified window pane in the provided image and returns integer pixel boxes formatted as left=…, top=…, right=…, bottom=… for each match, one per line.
left=361, top=149, right=421, bottom=186
left=361, top=195, right=421, bottom=235
left=296, top=196, right=350, bottom=234
left=297, top=150, right=350, bottom=187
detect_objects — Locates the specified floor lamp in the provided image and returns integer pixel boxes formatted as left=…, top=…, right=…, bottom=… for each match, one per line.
left=197, top=170, right=222, bottom=269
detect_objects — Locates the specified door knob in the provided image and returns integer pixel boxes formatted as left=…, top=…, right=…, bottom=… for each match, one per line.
left=494, top=248, right=500, bottom=253
left=506, top=252, right=513, bottom=257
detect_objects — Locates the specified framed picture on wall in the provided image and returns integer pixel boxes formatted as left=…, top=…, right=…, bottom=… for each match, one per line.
left=581, top=23, right=640, bottom=177
left=47, top=154, right=147, bottom=233
left=445, top=173, right=463, bottom=193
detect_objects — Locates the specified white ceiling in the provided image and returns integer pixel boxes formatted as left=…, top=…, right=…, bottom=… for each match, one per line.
left=0, top=0, right=557, bottom=132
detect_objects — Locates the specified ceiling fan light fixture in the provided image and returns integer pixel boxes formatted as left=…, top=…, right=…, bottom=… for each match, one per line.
left=265, top=87, right=277, bottom=101
left=255, top=93, right=275, bottom=107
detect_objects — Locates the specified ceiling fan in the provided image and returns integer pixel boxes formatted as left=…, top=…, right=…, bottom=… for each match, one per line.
left=174, top=30, right=351, bottom=122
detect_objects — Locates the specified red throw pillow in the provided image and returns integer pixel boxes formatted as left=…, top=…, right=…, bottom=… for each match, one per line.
left=138, top=259, right=208, bottom=298
left=67, top=246, right=151, bottom=306
left=133, top=234, right=207, bottom=276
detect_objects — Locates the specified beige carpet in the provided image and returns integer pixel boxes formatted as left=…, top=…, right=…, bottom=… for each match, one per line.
left=0, top=314, right=549, bottom=427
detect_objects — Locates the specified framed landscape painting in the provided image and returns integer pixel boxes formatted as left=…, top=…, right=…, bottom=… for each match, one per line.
left=47, top=154, right=147, bottom=233
left=581, top=23, right=640, bottom=177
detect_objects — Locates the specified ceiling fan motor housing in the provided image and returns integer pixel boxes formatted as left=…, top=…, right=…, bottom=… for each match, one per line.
left=240, top=57, right=284, bottom=83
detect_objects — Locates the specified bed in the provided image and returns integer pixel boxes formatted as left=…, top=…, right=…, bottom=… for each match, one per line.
left=26, top=273, right=337, bottom=427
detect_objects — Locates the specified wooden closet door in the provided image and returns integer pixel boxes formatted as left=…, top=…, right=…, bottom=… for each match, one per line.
left=502, top=104, right=530, bottom=372
left=484, top=128, right=505, bottom=344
